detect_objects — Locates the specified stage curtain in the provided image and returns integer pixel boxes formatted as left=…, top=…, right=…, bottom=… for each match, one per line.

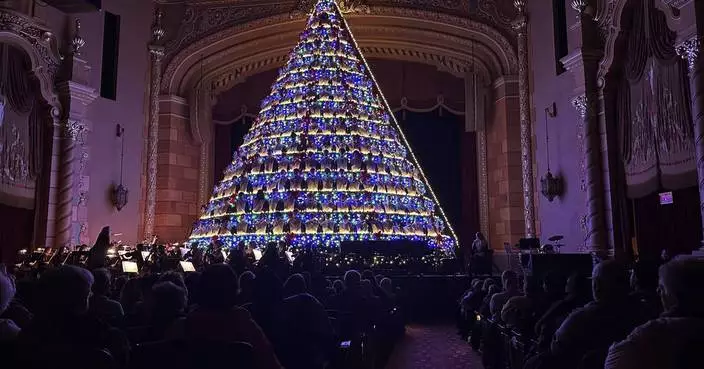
left=618, top=0, right=695, bottom=198
left=395, top=110, right=478, bottom=246
left=213, top=117, right=253, bottom=183
left=632, top=186, right=701, bottom=261
left=0, top=202, right=33, bottom=264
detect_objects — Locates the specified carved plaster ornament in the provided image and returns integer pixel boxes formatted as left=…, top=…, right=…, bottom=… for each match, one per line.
left=676, top=37, right=701, bottom=74
left=71, top=19, right=86, bottom=56
left=152, top=7, right=166, bottom=43
left=65, top=119, right=86, bottom=140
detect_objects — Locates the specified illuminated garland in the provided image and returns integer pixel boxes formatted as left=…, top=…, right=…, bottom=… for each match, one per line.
left=188, top=0, right=457, bottom=255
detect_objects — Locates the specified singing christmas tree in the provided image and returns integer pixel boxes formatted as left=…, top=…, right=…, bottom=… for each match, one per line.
left=189, top=0, right=457, bottom=255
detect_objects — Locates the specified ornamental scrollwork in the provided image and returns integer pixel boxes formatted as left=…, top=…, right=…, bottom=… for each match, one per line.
left=64, top=119, right=87, bottom=140
left=676, top=37, right=701, bottom=74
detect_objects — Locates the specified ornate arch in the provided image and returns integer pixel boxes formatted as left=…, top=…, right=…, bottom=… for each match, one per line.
left=0, top=10, right=62, bottom=113
left=162, top=7, right=518, bottom=96
left=162, top=7, right=518, bottom=146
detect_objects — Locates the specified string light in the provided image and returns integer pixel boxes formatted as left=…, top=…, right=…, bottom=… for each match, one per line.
left=188, top=0, right=457, bottom=257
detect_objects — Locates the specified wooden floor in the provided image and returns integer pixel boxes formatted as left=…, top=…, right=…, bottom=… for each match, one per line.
left=384, top=324, right=482, bottom=369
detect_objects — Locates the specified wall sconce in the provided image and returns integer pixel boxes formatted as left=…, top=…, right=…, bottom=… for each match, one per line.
left=540, top=103, right=564, bottom=202
left=111, top=124, right=128, bottom=211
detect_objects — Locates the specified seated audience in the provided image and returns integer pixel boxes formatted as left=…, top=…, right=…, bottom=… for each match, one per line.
left=501, top=275, right=544, bottom=333
left=281, top=275, right=335, bottom=369
left=149, top=281, right=187, bottom=340
left=17, top=266, right=130, bottom=367
left=490, top=270, right=520, bottom=318
left=533, top=272, right=591, bottom=352
left=629, top=260, right=662, bottom=320
left=604, top=256, right=704, bottom=369
left=180, top=264, right=282, bottom=369
left=0, top=264, right=20, bottom=342
left=238, top=271, right=256, bottom=306
left=549, top=260, right=646, bottom=369
left=479, top=284, right=499, bottom=318
left=283, top=273, right=307, bottom=298
left=89, top=268, right=124, bottom=327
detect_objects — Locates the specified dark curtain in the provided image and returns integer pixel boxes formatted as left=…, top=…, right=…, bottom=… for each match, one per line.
left=214, top=117, right=254, bottom=183
left=0, top=202, right=34, bottom=264
left=396, top=110, right=476, bottom=246
left=632, top=186, right=701, bottom=261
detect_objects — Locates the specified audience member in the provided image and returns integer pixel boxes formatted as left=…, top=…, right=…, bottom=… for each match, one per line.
left=604, top=256, right=704, bottom=369
left=0, top=264, right=20, bottom=342
left=149, top=281, right=187, bottom=340
left=549, top=260, right=646, bottom=369
left=89, top=268, right=124, bottom=327
left=629, top=260, right=662, bottom=319
left=533, top=272, right=591, bottom=352
left=238, top=270, right=256, bottom=306
left=17, top=265, right=130, bottom=367
left=490, top=270, right=520, bottom=318
left=179, top=264, right=282, bottom=369
left=283, top=273, right=307, bottom=298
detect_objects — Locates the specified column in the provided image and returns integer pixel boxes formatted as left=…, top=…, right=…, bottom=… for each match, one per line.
left=144, top=7, right=166, bottom=240
left=467, top=72, right=489, bottom=238
left=513, top=1, right=537, bottom=238
left=677, top=37, right=704, bottom=243
left=145, top=44, right=164, bottom=240
left=55, top=80, right=97, bottom=247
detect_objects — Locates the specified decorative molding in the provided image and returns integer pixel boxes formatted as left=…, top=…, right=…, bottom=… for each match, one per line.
left=676, top=36, right=701, bottom=74
left=64, top=119, right=86, bottom=140
left=161, top=6, right=519, bottom=94
left=70, top=19, right=85, bottom=56
left=0, top=9, right=62, bottom=111
left=209, top=43, right=494, bottom=95
left=571, top=94, right=588, bottom=118
left=661, top=0, right=691, bottom=9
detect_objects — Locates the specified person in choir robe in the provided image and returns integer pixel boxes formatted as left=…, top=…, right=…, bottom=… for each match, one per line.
left=364, top=195, right=375, bottom=212
left=335, top=149, right=347, bottom=171
left=291, top=170, right=303, bottom=191
left=351, top=151, right=363, bottom=171
left=305, top=217, right=318, bottom=235
left=322, top=150, right=333, bottom=170
left=371, top=219, right=383, bottom=234
left=234, top=192, right=246, bottom=214
left=323, top=168, right=334, bottom=190
left=273, top=215, right=285, bottom=233
left=290, top=212, right=303, bottom=234
left=265, top=152, right=276, bottom=173
left=335, top=169, right=348, bottom=190
left=340, top=216, right=352, bottom=233
left=236, top=219, right=248, bottom=234
left=255, top=217, right=268, bottom=235
left=253, top=190, right=266, bottom=212
left=277, top=171, right=287, bottom=191
left=284, top=193, right=295, bottom=211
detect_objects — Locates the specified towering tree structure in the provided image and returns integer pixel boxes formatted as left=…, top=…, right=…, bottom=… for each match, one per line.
left=189, top=0, right=457, bottom=256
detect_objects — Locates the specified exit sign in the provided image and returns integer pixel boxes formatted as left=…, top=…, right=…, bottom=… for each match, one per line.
left=659, top=192, right=674, bottom=205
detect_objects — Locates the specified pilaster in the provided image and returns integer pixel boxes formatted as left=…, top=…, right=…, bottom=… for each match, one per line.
left=561, top=9, right=611, bottom=257
left=513, top=0, right=537, bottom=238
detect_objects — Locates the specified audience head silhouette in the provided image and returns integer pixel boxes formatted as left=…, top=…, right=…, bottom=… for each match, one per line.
left=91, top=268, right=111, bottom=296
left=36, top=265, right=94, bottom=316
left=658, top=255, right=704, bottom=315
left=284, top=273, right=307, bottom=297
left=0, top=264, right=15, bottom=315
left=152, top=281, right=187, bottom=318
left=501, top=270, right=518, bottom=291
left=344, top=270, right=362, bottom=290
left=198, top=264, right=238, bottom=310
left=592, top=260, right=630, bottom=302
